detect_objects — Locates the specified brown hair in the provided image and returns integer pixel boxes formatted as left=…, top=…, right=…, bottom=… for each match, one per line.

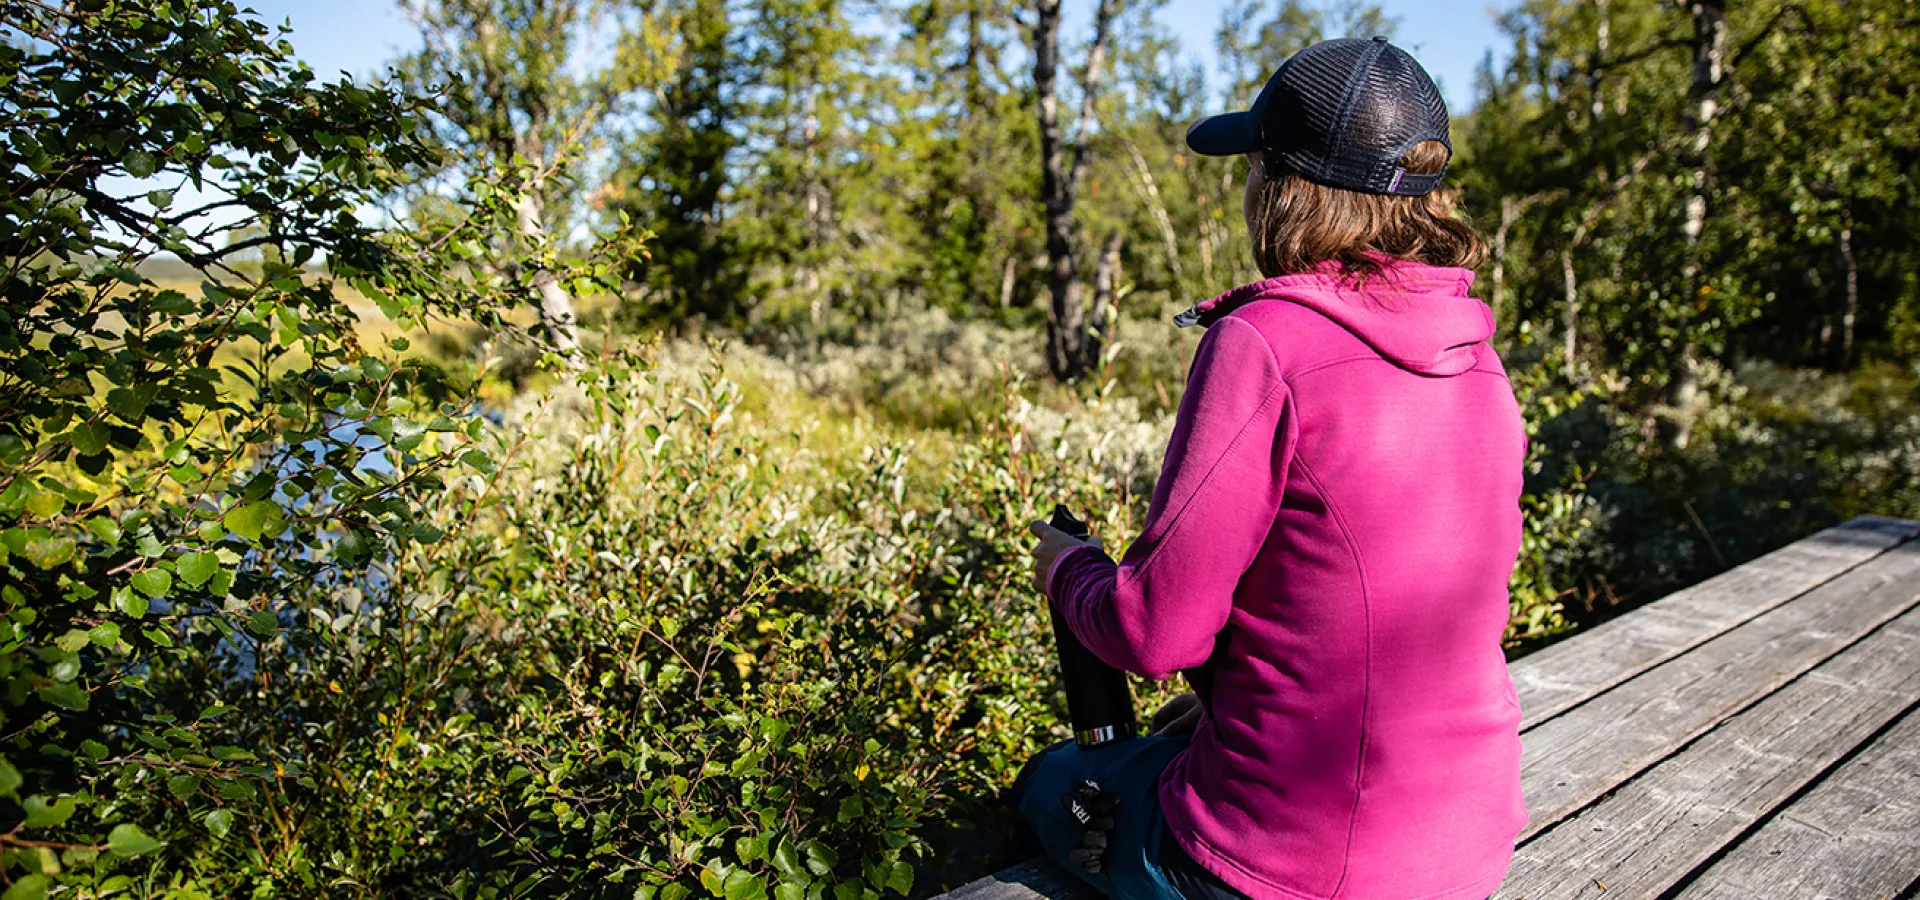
left=1247, top=140, right=1486, bottom=283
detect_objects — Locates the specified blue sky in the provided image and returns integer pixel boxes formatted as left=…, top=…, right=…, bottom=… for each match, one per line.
left=242, top=0, right=1512, bottom=113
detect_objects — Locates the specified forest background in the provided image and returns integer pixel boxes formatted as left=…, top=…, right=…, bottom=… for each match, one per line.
left=2, top=0, right=1917, bottom=897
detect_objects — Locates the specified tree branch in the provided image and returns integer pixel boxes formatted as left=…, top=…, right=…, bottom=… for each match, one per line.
left=1064, top=0, right=1120, bottom=207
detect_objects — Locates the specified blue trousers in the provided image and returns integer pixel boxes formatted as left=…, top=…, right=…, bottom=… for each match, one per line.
left=1007, top=736, right=1247, bottom=900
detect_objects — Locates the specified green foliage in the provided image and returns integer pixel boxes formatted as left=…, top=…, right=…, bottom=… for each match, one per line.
left=0, top=300, right=1179, bottom=895
left=1448, top=0, right=1920, bottom=627
left=1506, top=364, right=1608, bottom=643
left=8, top=0, right=1914, bottom=895
left=378, top=346, right=1071, bottom=896
left=393, top=0, right=663, bottom=356
left=0, top=0, right=515, bottom=893
left=1461, top=0, right=1920, bottom=384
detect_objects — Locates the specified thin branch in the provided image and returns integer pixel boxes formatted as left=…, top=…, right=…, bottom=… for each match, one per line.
left=1063, top=0, right=1120, bottom=205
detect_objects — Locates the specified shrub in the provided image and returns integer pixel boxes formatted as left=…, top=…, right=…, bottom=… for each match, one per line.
left=0, top=2, right=619, bottom=894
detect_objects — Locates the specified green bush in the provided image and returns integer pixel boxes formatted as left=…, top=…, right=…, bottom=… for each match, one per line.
left=1494, top=352, right=1920, bottom=627
left=351, top=338, right=1600, bottom=896
left=116, top=336, right=1168, bottom=897
left=0, top=0, right=476, bottom=883
left=0, top=2, right=603, bottom=895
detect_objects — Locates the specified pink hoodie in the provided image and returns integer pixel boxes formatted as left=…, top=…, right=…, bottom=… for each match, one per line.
left=1047, top=261, right=1528, bottom=900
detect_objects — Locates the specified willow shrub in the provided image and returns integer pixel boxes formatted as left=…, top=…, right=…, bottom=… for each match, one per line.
left=0, top=1, right=479, bottom=894
left=380, top=343, right=1164, bottom=897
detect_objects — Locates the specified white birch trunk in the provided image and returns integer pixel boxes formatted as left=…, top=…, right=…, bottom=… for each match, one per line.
left=1840, top=223, right=1858, bottom=367
left=1494, top=196, right=1513, bottom=321
left=1562, top=246, right=1579, bottom=378
left=1591, top=0, right=1611, bottom=125
left=516, top=191, right=580, bottom=358
left=1668, top=0, right=1728, bottom=449
left=1195, top=175, right=1217, bottom=289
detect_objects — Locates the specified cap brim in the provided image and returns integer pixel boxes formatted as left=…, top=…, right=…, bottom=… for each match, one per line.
left=1185, top=110, right=1257, bottom=156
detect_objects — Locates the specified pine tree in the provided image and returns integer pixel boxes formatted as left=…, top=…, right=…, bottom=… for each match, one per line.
left=609, top=0, right=750, bottom=326
left=892, top=0, right=1042, bottom=318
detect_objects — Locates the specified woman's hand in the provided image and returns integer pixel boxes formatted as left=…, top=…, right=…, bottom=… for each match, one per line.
left=1027, top=519, right=1104, bottom=597
left=1149, top=693, right=1204, bottom=736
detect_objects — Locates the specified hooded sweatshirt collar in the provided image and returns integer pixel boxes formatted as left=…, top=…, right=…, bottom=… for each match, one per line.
left=1174, top=259, right=1493, bottom=377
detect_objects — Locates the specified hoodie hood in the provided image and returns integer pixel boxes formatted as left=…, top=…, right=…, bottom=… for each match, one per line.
left=1174, top=260, right=1494, bottom=376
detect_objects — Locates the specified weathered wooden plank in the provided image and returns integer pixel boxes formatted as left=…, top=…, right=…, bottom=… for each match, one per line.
left=1515, top=539, right=1920, bottom=839
left=1512, top=515, right=1920, bottom=729
left=1668, top=705, right=1920, bottom=900
left=1497, top=602, right=1920, bottom=899
left=941, top=858, right=1091, bottom=900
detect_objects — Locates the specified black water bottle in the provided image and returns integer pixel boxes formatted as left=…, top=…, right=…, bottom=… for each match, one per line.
left=1045, top=504, right=1137, bottom=747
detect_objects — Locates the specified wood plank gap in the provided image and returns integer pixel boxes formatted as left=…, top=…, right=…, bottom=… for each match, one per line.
left=1657, top=699, right=1920, bottom=900
left=1512, top=517, right=1920, bottom=731
left=1497, top=602, right=1920, bottom=898
left=1514, top=541, right=1920, bottom=841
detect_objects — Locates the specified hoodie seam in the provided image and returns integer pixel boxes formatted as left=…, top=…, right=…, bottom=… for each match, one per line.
left=1284, top=354, right=1383, bottom=382
left=1119, top=380, right=1289, bottom=592
left=1292, top=454, right=1373, bottom=900
left=1291, top=354, right=1497, bottom=383
left=1119, top=317, right=1287, bottom=594
left=1229, top=292, right=1492, bottom=377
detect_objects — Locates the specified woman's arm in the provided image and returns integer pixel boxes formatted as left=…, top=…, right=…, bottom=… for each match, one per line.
left=1047, top=315, right=1294, bottom=680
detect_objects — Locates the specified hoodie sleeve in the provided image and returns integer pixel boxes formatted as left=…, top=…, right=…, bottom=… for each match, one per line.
left=1047, top=315, right=1294, bottom=680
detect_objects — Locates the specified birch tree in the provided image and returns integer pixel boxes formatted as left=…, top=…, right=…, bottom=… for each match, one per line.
left=397, top=0, right=653, bottom=355
left=1661, top=0, right=1728, bottom=446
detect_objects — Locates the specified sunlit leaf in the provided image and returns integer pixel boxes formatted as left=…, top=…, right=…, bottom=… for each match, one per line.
left=107, top=823, right=162, bottom=856
left=223, top=501, right=284, bottom=542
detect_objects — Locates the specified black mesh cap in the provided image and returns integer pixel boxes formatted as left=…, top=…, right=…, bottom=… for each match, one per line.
left=1187, top=36, right=1452, bottom=197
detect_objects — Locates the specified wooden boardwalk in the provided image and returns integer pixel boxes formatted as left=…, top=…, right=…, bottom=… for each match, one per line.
left=940, top=515, right=1920, bottom=900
